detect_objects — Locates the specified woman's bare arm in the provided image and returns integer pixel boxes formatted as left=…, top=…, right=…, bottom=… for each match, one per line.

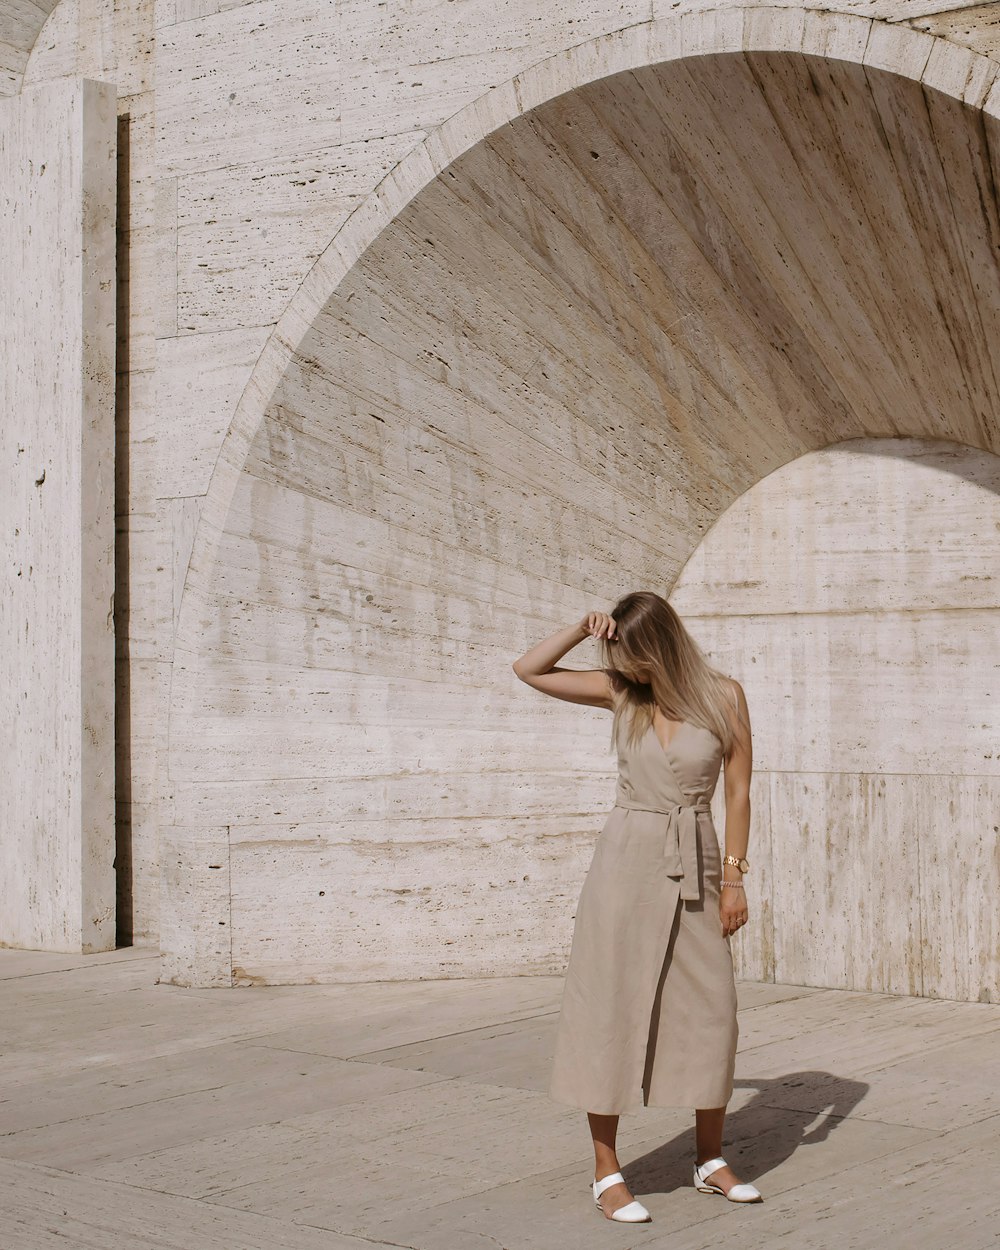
left=511, top=613, right=617, bottom=709
left=721, top=680, right=752, bottom=917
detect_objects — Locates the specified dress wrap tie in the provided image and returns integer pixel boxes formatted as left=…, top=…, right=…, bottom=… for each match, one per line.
left=613, top=795, right=713, bottom=901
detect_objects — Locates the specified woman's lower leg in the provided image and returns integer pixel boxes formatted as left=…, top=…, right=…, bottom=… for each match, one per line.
left=587, top=1111, right=621, bottom=1179
left=695, top=1105, right=750, bottom=1193
left=588, top=1110, right=643, bottom=1216
left=694, top=1105, right=725, bottom=1163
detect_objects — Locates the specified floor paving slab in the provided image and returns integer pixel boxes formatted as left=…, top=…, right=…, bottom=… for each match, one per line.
left=0, top=1157, right=390, bottom=1250
left=734, top=986, right=1000, bottom=1070
left=0, top=1044, right=444, bottom=1170
left=0, top=958, right=361, bottom=1085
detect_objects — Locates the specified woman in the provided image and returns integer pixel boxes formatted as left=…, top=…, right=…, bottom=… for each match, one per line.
left=512, top=591, right=762, bottom=1223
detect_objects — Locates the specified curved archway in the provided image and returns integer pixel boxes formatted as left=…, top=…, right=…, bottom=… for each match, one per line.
left=0, top=0, right=64, bottom=97
left=173, top=10, right=1000, bottom=652
left=163, top=9, right=1000, bottom=986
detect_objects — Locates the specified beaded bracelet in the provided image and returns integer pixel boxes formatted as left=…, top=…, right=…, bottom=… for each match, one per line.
left=721, top=879, right=746, bottom=889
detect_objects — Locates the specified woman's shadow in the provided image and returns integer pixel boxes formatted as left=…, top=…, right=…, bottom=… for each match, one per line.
left=623, top=1072, right=870, bottom=1194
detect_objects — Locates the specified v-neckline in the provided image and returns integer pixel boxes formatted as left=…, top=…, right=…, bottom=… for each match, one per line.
left=649, top=715, right=687, bottom=758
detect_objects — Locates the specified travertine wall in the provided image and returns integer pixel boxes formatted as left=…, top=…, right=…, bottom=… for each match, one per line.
left=4, top=0, right=999, bottom=989
left=672, top=437, right=1000, bottom=1001
left=0, top=77, right=117, bottom=951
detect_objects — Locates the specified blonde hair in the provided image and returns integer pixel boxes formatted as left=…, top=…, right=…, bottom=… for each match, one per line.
left=597, top=591, right=746, bottom=759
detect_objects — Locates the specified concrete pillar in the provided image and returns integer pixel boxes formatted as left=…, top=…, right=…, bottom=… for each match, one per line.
left=0, top=78, right=117, bottom=952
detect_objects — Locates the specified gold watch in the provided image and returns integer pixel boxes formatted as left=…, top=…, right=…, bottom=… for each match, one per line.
left=723, top=854, right=749, bottom=873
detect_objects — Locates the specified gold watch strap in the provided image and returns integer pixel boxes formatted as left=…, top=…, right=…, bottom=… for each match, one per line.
left=723, top=854, right=749, bottom=873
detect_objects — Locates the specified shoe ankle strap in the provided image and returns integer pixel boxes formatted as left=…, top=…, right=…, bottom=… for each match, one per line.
left=696, top=1156, right=727, bottom=1176
left=594, top=1170, right=626, bottom=1198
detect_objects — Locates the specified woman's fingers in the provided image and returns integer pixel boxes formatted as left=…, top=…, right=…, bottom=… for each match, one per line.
left=586, top=611, right=617, bottom=639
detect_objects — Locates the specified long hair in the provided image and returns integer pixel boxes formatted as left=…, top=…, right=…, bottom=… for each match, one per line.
left=597, top=591, right=746, bottom=759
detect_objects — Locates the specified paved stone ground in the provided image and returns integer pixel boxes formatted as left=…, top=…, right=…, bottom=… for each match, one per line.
left=0, top=947, right=997, bottom=1249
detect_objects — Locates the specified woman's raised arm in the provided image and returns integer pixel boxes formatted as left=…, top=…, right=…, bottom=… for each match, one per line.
left=512, top=613, right=617, bottom=709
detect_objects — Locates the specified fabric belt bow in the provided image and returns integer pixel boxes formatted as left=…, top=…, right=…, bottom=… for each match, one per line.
left=614, top=796, right=712, bottom=900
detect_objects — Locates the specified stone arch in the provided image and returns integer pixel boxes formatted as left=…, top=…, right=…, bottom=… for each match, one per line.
left=0, top=0, right=65, bottom=97
left=163, top=7, right=1000, bottom=986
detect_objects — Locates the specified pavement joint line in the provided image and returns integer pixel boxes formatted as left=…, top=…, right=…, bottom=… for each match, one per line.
left=751, top=1099, right=981, bottom=1132
left=240, top=1008, right=561, bottom=1062
left=734, top=989, right=836, bottom=1009
left=313, top=1230, right=420, bottom=1250
left=1, top=1073, right=462, bottom=1171
left=249, top=1204, right=426, bottom=1250
left=345, top=1009, right=563, bottom=1059
left=196, top=1071, right=463, bottom=1147
left=202, top=1000, right=562, bottom=1050
left=703, top=1103, right=934, bottom=1139
left=735, top=1012, right=1000, bottom=1061
left=0, top=953, right=160, bottom=982
left=0, top=1082, right=244, bottom=1138
left=0, top=1034, right=344, bottom=1077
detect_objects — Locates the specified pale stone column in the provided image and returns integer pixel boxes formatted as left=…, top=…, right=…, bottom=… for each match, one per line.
left=0, top=78, right=117, bottom=952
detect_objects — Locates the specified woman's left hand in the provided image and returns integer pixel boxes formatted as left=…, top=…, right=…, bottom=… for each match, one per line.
left=720, top=883, right=749, bottom=937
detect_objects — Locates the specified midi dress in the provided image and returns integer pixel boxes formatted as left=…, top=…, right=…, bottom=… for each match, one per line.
left=548, top=708, right=739, bottom=1115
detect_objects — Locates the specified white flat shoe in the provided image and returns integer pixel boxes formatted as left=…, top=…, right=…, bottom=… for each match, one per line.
left=592, top=1170, right=652, bottom=1222
left=693, top=1156, right=763, bottom=1202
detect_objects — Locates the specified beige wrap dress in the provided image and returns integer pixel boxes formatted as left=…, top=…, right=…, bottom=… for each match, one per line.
left=548, top=710, right=739, bottom=1114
